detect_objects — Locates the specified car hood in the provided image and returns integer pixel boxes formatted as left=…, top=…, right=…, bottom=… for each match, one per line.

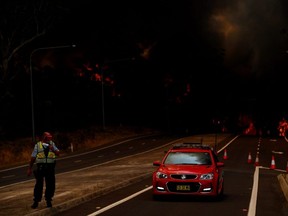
left=158, top=164, right=214, bottom=174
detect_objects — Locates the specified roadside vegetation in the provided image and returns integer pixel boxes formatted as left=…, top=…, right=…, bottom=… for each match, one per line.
left=0, top=125, right=158, bottom=169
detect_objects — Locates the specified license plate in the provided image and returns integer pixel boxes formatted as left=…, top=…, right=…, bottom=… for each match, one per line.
left=176, top=185, right=190, bottom=191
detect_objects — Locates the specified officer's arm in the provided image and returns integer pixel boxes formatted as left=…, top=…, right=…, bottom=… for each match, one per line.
left=54, top=149, right=60, bottom=156
left=49, top=144, right=60, bottom=156
left=27, top=157, right=36, bottom=176
left=29, top=157, right=36, bottom=168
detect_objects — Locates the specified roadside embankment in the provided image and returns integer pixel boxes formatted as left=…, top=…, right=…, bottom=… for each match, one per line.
left=278, top=173, right=288, bottom=202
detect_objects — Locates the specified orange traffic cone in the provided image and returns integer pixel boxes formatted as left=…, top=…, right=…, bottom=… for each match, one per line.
left=270, top=155, right=276, bottom=169
left=254, top=153, right=259, bottom=166
left=247, top=152, right=252, bottom=164
left=223, top=149, right=228, bottom=160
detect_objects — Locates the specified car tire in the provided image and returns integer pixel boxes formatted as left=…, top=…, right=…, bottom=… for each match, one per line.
left=216, top=182, right=224, bottom=201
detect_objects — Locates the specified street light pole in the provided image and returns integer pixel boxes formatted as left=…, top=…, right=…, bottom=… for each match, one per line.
left=100, top=65, right=105, bottom=130
left=100, top=57, right=134, bottom=131
left=30, top=44, right=76, bottom=142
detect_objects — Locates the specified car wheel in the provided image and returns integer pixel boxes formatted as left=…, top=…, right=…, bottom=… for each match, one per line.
left=216, top=182, right=224, bottom=201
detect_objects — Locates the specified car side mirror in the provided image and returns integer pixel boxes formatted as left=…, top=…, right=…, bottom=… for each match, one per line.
left=217, top=162, right=224, bottom=167
left=153, top=161, right=161, bottom=166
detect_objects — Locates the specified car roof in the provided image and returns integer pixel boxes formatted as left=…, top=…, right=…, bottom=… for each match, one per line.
left=170, top=143, right=213, bottom=152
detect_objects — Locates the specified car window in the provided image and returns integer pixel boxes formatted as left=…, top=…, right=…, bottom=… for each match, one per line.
left=164, top=152, right=212, bottom=165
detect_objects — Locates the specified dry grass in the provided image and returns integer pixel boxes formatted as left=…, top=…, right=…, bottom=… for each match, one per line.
left=0, top=125, right=158, bottom=169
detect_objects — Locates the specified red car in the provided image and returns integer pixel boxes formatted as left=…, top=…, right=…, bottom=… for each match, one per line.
left=152, top=143, right=224, bottom=200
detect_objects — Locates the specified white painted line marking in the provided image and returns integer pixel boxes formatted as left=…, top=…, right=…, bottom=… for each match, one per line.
left=2, top=175, right=15, bottom=179
left=74, top=160, right=82, bottom=163
left=87, top=186, right=152, bottom=216
left=248, top=166, right=259, bottom=216
left=272, top=151, right=284, bottom=155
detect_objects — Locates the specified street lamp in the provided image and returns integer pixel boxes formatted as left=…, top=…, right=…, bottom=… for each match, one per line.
left=100, top=57, right=135, bottom=130
left=100, top=65, right=105, bottom=130
left=30, top=44, right=76, bottom=142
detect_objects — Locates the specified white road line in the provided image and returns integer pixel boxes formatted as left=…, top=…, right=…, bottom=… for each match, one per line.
left=2, top=175, right=15, bottom=178
left=248, top=166, right=259, bottom=216
left=87, top=186, right=152, bottom=216
left=74, top=160, right=82, bottom=163
left=216, top=135, right=239, bottom=153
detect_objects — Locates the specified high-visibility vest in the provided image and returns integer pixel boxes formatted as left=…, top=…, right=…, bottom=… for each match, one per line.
left=35, top=141, right=57, bottom=164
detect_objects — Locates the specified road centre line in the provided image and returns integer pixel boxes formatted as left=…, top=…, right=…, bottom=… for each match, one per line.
left=87, top=186, right=153, bottom=216
left=248, top=166, right=259, bottom=216
left=216, top=135, right=239, bottom=153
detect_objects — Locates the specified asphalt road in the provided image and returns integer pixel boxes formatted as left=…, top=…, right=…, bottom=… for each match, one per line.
left=57, top=172, right=287, bottom=216
left=1, top=133, right=288, bottom=216
left=55, top=135, right=288, bottom=216
left=0, top=133, right=178, bottom=186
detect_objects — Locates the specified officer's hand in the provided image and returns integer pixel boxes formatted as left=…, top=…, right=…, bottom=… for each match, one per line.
left=49, top=144, right=54, bottom=151
left=27, top=167, right=32, bottom=176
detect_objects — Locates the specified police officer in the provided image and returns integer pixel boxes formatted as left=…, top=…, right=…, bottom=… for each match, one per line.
left=27, top=132, right=60, bottom=209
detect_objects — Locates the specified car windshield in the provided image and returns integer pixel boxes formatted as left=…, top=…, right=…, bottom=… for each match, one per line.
left=164, top=152, right=212, bottom=165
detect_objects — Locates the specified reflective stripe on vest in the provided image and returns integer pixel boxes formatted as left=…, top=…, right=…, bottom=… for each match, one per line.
left=35, top=141, right=56, bottom=164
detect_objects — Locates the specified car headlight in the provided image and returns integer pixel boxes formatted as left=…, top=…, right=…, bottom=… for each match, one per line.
left=156, top=171, right=168, bottom=179
left=200, top=173, right=214, bottom=180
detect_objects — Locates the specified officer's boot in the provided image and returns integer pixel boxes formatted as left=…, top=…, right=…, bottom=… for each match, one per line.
left=46, top=200, right=52, bottom=208
left=31, top=201, right=38, bottom=209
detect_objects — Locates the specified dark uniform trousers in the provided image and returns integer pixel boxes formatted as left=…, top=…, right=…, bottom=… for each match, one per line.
left=33, top=163, right=56, bottom=202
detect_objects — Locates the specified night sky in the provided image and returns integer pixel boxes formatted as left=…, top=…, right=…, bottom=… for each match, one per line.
left=1, top=0, right=288, bottom=137
left=55, top=0, right=288, bottom=98
left=60, top=1, right=288, bottom=74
